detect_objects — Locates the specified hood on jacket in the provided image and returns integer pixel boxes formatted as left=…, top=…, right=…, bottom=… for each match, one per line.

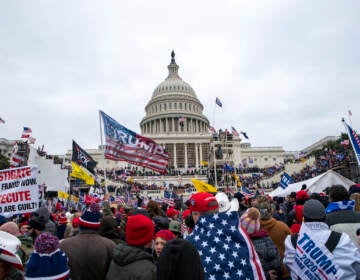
left=112, top=241, right=153, bottom=267
left=250, top=228, right=269, bottom=239
left=260, top=217, right=278, bottom=231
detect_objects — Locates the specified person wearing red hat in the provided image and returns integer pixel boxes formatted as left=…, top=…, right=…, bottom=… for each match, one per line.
left=106, top=214, right=156, bottom=280
left=166, top=207, right=179, bottom=221
left=188, top=192, right=219, bottom=224
left=154, top=229, right=175, bottom=257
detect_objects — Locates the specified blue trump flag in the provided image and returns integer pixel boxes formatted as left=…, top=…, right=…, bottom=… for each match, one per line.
left=100, top=111, right=169, bottom=173
left=186, top=212, right=265, bottom=279
left=279, top=172, right=293, bottom=189
left=343, top=119, right=360, bottom=166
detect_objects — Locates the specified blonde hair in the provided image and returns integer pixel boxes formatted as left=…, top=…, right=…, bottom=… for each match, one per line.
left=350, top=193, right=360, bottom=212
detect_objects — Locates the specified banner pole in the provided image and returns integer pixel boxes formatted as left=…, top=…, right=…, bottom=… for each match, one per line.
left=99, top=111, right=108, bottom=195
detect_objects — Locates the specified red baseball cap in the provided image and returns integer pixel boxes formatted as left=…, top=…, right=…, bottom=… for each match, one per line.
left=189, top=192, right=219, bottom=213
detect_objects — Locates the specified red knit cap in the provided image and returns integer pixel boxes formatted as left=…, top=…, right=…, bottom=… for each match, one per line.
left=126, top=214, right=154, bottom=246
left=189, top=192, right=219, bottom=213
left=72, top=217, right=80, bottom=228
left=166, top=207, right=179, bottom=218
left=182, top=209, right=191, bottom=219
left=155, top=229, right=175, bottom=241
left=296, top=190, right=309, bottom=201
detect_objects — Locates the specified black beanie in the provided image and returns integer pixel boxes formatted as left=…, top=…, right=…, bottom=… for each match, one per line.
left=349, top=184, right=360, bottom=196
left=29, top=216, right=46, bottom=231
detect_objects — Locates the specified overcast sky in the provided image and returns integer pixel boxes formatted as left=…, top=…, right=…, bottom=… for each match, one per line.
left=1, top=1, right=359, bottom=155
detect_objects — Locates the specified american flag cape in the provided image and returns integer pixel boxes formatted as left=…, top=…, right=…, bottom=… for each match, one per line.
left=100, top=111, right=169, bottom=173
left=186, top=211, right=265, bottom=280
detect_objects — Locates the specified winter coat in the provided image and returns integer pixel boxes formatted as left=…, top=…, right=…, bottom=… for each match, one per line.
left=260, top=217, right=292, bottom=278
left=60, top=229, right=116, bottom=280
left=284, top=222, right=360, bottom=280
left=106, top=241, right=156, bottom=280
left=326, top=209, right=360, bottom=248
left=250, top=229, right=282, bottom=280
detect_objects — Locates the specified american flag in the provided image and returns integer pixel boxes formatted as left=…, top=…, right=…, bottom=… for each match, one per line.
left=181, top=222, right=187, bottom=235
left=21, top=127, right=32, bottom=138
left=10, top=154, right=25, bottom=168
left=231, top=126, right=239, bottom=137
left=178, top=116, right=186, bottom=123
left=186, top=212, right=265, bottom=279
left=209, top=126, right=216, bottom=134
left=115, top=196, right=126, bottom=205
left=125, top=192, right=137, bottom=206
left=162, top=190, right=175, bottom=207
left=100, top=111, right=169, bottom=174
left=241, top=186, right=254, bottom=199
left=10, top=142, right=26, bottom=168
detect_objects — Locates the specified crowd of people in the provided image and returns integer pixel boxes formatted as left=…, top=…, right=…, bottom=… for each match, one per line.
left=1, top=181, right=360, bottom=279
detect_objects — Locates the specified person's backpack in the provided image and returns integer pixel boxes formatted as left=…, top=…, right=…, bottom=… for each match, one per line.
left=290, top=231, right=342, bottom=280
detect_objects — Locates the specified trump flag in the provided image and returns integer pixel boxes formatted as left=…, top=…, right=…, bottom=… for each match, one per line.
left=100, top=111, right=169, bottom=173
left=343, top=119, right=360, bottom=166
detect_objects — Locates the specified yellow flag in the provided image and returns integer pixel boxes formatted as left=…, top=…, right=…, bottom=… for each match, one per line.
left=70, top=195, right=79, bottom=203
left=200, top=161, right=208, bottom=166
left=191, top=179, right=217, bottom=193
left=58, top=191, right=69, bottom=200
left=70, top=162, right=95, bottom=185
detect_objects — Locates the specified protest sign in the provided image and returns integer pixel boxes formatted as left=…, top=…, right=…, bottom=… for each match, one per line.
left=0, top=166, right=39, bottom=215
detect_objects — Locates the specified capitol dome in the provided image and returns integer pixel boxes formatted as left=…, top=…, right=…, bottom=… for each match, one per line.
left=140, top=51, right=210, bottom=136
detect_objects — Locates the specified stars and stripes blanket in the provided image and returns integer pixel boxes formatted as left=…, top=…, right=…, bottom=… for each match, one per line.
left=186, top=211, right=265, bottom=280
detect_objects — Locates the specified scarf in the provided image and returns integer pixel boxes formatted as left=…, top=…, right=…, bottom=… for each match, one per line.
left=325, top=200, right=355, bottom=214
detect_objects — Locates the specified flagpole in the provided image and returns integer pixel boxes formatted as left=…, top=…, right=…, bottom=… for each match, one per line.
left=213, top=100, right=217, bottom=188
left=99, top=111, right=108, bottom=195
left=348, top=109, right=353, bottom=127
